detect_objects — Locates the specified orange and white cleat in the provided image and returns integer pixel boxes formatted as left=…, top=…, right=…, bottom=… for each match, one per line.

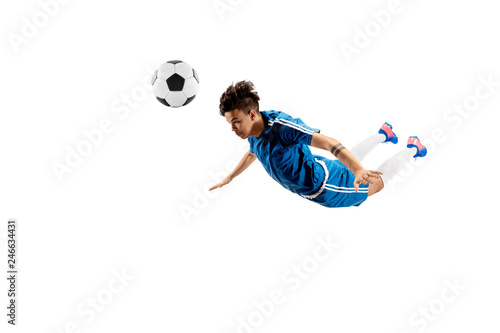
left=378, top=122, right=398, bottom=144
left=407, top=136, right=427, bottom=158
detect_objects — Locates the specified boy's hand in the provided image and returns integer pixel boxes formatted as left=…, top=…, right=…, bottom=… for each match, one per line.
left=353, top=169, right=383, bottom=192
left=209, top=175, right=233, bottom=191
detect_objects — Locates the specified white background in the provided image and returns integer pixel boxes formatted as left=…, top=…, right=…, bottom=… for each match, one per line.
left=1, top=0, right=499, bottom=332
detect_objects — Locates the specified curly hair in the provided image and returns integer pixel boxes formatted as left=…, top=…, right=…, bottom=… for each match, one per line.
left=219, top=80, right=260, bottom=116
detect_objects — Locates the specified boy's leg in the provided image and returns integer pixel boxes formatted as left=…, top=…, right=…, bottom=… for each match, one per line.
left=377, top=136, right=427, bottom=186
left=350, top=122, right=398, bottom=162
left=368, top=176, right=384, bottom=196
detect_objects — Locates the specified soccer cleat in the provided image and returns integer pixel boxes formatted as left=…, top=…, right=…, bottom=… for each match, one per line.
left=378, top=122, right=398, bottom=144
left=407, top=136, right=427, bottom=158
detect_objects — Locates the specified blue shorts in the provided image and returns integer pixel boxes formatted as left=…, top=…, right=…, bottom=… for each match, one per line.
left=304, top=156, right=369, bottom=208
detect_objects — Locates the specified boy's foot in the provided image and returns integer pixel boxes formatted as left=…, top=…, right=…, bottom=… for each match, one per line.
left=379, top=122, right=398, bottom=144
left=407, top=136, right=427, bottom=158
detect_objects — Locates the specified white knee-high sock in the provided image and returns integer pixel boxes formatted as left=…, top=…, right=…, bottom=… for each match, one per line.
left=377, top=147, right=418, bottom=185
left=350, top=133, right=386, bottom=162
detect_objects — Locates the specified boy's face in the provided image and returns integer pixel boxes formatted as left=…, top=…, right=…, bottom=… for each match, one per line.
left=225, top=108, right=254, bottom=139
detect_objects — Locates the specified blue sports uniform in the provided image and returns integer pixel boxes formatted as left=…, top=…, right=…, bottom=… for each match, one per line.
left=247, top=110, right=369, bottom=208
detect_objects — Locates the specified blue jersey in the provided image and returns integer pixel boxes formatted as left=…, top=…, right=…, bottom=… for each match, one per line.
left=248, top=110, right=325, bottom=197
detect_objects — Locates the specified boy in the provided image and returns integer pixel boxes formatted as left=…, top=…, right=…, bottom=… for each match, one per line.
left=209, top=81, right=427, bottom=208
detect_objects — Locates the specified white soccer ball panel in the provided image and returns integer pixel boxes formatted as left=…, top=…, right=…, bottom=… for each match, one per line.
left=153, top=79, right=169, bottom=99
left=157, top=62, right=176, bottom=80
left=175, top=62, right=194, bottom=79
left=165, top=91, right=187, bottom=107
left=183, top=77, right=199, bottom=97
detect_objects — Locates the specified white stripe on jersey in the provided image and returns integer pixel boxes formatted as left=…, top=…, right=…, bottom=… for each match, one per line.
left=273, top=118, right=314, bottom=135
left=277, top=118, right=315, bottom=133
left=325, top=184, right=367, bottom=191
left=325, top=184, right=368, bottom=193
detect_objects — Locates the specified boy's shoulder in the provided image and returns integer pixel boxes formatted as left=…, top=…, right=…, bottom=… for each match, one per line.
left=261, top=110, right=294, bottom=121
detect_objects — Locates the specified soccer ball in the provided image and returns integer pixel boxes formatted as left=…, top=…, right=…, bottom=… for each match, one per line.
left=151, top=60, right=199, bottom=107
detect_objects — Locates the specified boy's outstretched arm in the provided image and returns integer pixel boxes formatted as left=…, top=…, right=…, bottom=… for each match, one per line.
left=209, top=150, right=257, bottom=191
left=310, top=132, right=382, bottom=191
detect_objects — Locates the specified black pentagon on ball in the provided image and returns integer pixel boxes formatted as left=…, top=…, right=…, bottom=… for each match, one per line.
left=167, top=73, right=185, bottom=91
left=156, top=97, right=170, bottom=107
left=167, top=60, right=183, bottom=64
